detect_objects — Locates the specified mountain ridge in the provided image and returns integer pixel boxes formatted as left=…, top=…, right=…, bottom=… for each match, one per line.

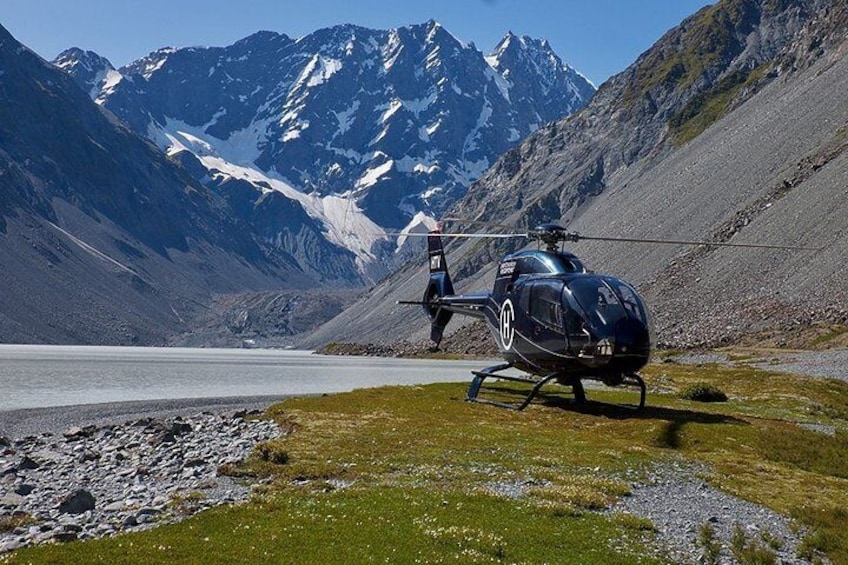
left=55, top=21, right=595, bottom=284
left=0, top=22, right=321, bottom=345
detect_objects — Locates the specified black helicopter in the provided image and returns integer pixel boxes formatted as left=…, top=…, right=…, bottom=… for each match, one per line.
left=398, top=221, right=813, bottom=411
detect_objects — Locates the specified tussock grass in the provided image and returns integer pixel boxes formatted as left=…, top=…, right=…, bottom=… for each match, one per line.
left=679, top=382, right=728, bottom=402
left=7, top=359, right=848, bottom=564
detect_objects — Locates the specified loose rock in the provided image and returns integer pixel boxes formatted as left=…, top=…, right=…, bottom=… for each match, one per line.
left=58, top=489, right=95, bottom=515
left=0, top=411, right=279, bottom=553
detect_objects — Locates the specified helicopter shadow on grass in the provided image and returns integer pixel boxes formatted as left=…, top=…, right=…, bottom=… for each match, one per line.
left=479, top=384, right=749, bottom=450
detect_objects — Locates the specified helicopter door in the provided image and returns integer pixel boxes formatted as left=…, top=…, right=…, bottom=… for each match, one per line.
left=520, top=280, right=567, bottom=363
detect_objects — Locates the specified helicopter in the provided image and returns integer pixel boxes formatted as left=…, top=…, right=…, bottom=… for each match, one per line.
left=397, top=220, right=815, bottom=411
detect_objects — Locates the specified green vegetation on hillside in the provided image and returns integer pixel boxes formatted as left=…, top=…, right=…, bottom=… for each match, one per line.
left=669, top=65, right=768, bottom=145
left=6, top=359, right=847, bottom=564
left=624, top=0, right=755, bottom=105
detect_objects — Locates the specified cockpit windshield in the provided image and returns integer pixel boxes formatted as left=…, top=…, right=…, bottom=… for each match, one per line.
left=562, top=276, right=650, bottom=337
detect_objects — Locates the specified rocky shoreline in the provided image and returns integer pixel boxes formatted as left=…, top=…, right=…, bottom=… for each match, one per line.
left=0, top=411, right=279, bottom=553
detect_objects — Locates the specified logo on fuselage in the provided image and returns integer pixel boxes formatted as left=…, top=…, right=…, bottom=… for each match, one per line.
left=498, top=260, right=517, bottom=277
left=499, top=298, right=515, bottom=350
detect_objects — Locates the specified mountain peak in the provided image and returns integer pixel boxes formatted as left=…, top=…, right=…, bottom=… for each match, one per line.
left=52, top=47, right=118, bottom=100
left=234, top=30, right=291, bottom=47
left=54, top=21, right=595, bottom=279
left=53, top=47, right=114, bottom=73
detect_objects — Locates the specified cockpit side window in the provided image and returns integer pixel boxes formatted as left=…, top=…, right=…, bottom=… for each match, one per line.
left=528, top=281, right=563, bottom=330
left=517, top=257, right=539, bottom=275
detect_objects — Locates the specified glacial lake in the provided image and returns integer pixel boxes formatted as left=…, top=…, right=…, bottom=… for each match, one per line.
left=0, top=345, right=491, bottom=411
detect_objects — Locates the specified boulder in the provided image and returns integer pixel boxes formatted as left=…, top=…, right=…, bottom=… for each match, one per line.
left=14, top=483, right=35, bottom=496
left=58, top=489, right=95, bottom=514
left=0, top=492, right=24, bottom=508
left=17, top=456, right=41, bottom=470
left=63, top=425, right=96, bottom=441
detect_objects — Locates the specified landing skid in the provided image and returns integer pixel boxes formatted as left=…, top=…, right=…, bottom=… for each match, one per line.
left=466, top=363, right=645, bottom=411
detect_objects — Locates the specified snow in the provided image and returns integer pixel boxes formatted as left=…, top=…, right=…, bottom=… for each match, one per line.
left=292, top=54, right=342, bottom=91
left=195, top=158, right=390, bottom=274
left=396, top=156, right=440, bottom=175
left=308, top=57, right=342, bottom=87
left=139, top=49, right=175, bottom=79
left=382, top=30, right=404, bottom=73
left=279, top=107, right=311, bottom=142
left=333, top=100, right=360, bottom=136
left=282, top=127, right=303, bottom=142
left=378, top=99, right=403, bottom=123
left=148, top=115, right=270, bottom=166
left=507, top=128, right=521, bottom=142
left=448, top=158, right=490, bottom=187
left=402, top=90, right=437, bottom=119
left=97, top=69, right=123, bottom=101
left=369, top=127, right=389, bottom=146
left=484, top=65, right=511, bottom=102
left=421, top=186, right=443, bottom=200
left=425, top=21, right=443, bottom=43
left=355, top=160, right=394, bottom=188
left=394, top=211, right=437, bottom=250
left=462, top=100, right=493, bottom=154
left=205, top=107, right=228, bottom=128
left=425, top=46, right=442, bottom=71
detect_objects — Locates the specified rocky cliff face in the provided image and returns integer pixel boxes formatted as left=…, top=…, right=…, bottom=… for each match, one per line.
left=304, top=0, right=848, bottom=349
left=55, top=22, right=594, bottom=283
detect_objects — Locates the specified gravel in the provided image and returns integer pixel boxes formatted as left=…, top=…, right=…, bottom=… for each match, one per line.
left=0, top=395, right=292, bottom=439
left=675, top=349, right=848, bottom=382
left=0, top=401, right=285, bottom=554
left=613, top=461, right=814, bottom=564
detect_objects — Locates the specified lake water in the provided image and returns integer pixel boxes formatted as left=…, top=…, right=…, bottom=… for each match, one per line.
left=0, top=345, right=491, bottom=411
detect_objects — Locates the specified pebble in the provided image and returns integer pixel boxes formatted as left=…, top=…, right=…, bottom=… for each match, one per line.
left=613, top=461, right=818, bottom=564
left=0, top=411, right=279, bottom=553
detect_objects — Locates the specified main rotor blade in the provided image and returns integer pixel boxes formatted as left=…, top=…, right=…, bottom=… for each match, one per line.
left=571, top=234, right=821, bottom=250
left=440, top=217, right=518, bottom=232
left=385, top=232, right=527, bottom=239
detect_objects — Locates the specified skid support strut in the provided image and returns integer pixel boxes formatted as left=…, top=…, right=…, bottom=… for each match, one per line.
left=466, top=363, right=583, bottom=411
left=466, top=365, right=647, bottom=411
left=622, top=372, right=646, bottom=410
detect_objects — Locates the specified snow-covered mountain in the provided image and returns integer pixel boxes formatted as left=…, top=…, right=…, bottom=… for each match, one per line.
left=0, top=22, right=326, bottom=345
left=55, top=21, right=594, bottom=282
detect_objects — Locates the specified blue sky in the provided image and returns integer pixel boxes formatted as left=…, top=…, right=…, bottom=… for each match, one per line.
left=2, top=0, right=714, bottom=85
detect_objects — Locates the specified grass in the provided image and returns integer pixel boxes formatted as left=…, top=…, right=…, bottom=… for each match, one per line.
left=0, top=514, right=34, bottom=534
left=678, top=382, right=728, bottom=402
left=730, top=523, right=777, bottom=565
left=698, top=522, right=723, bottom=565
left=5, top=359, right=848, bottom=564
left=668, top=65, right=767, bottom=146
left=622, top=0, right=757, bottom=107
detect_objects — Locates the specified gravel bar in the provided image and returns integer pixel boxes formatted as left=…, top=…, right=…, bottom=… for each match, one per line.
left=0, top=395, right=295, bottom=439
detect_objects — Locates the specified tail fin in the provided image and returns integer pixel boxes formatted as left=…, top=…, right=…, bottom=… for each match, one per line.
left=424, top=231, right=454, bottom=346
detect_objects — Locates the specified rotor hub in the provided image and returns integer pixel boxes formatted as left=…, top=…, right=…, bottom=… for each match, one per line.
left=529, top=223, right=578, bottom=252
